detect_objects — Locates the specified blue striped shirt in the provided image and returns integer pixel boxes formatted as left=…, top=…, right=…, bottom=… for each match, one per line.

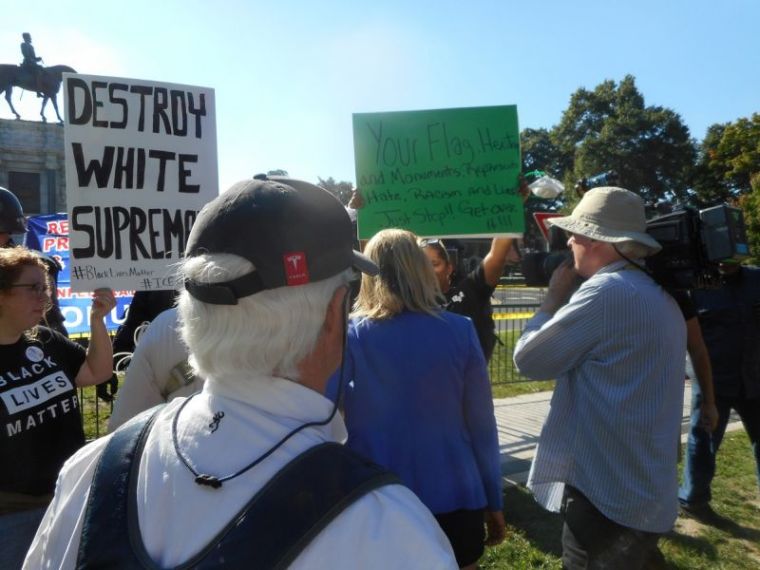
left=513, top=261, right=686, bottom=533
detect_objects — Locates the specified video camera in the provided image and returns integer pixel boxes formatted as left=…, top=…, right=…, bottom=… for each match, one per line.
left=522, top=181, right=749, bottom=289
left=646, top=203, right=749, bottom=289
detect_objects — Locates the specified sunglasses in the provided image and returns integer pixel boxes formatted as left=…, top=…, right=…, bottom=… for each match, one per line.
left=418, top=238, right=444, bottom=248
left=8, top=282, right=50, bottom=296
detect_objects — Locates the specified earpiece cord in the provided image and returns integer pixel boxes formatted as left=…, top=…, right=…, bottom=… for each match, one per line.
left=171, top=286, right=351, bottom=489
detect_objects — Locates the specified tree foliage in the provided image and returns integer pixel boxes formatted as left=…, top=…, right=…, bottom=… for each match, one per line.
left=317, top=176, right=354, bottom=205
left=694, top=114, right=760, bottom=203
left=551, top=75, right=696, bottom=204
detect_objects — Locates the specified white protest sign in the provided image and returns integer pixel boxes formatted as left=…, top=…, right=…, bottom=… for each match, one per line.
left=63, top=73, right=217, bottom=292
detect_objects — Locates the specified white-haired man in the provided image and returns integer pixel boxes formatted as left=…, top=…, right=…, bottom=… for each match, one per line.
left=25, top=176, right=457, bottom=569
left=513, top=187, right=686, bottom=569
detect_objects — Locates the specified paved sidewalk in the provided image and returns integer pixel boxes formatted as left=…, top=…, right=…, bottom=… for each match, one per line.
left=495, top=381, right=743, bottom=485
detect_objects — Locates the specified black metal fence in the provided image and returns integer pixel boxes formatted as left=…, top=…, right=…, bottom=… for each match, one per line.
left=489, top=306, right=537, bottom=384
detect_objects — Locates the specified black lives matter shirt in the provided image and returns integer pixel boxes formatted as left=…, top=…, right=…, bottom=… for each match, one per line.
left=0, top=327, right=86, bottom=498
left=445, top=263, right=497, bottom=361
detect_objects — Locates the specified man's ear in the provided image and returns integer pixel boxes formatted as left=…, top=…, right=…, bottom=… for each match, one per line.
left=323, top=285, right=348, bottom=338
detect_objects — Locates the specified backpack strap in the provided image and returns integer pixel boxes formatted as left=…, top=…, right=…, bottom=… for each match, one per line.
left=184, top=442, right=399, bottom=570
left=77, top=408, right=398, bottom=570
left=76, top=404, right=164, bottom=569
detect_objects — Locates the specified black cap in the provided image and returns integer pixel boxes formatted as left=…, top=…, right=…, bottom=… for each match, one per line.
left=184, top=175, right=377, bottom=305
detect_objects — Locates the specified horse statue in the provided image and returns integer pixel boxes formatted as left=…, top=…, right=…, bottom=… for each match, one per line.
left=0, top=64, right=76, bottom=124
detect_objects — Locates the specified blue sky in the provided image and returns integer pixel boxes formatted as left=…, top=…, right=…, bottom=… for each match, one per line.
left=1, top=0, right=757, bottom=194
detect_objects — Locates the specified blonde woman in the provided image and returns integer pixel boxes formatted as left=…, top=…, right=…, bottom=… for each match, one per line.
left=333, top=228, right=505, bottom=569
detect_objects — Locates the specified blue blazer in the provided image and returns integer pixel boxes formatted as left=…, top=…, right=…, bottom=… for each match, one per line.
left=328, top=310, right=502, bottom=514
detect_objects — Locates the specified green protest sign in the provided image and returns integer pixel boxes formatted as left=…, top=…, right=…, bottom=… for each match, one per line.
left=352, top=105, right=523, bottom=239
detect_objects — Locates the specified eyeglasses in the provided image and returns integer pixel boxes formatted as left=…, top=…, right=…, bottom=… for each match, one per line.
left=8, top=282, right=50, bottom=296
left=418, top=238, right=444, bottom=248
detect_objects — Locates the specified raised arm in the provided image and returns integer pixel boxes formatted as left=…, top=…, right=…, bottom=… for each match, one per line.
left=75, top=289, right=116, bottom=387
left=482, top=238, right=515, bottom=287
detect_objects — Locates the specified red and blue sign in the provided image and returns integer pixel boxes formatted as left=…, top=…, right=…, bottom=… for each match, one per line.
left=24, top=213, right=133, bottom=336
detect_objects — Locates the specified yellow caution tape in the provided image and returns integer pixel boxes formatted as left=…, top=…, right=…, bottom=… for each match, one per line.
left=493, top=312, right=535, bottom=320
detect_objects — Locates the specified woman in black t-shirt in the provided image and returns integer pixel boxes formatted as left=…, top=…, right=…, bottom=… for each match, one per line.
left=420, top=238, right=518, bottom=361
left=0, top=247, right=115, bottom=569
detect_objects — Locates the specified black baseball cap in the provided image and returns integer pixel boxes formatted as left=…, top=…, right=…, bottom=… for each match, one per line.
left=184, top=175, right=377, bottom=305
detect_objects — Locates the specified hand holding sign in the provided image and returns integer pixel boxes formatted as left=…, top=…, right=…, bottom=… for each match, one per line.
left=64, top=73, right=218, bottom=292
left=90, top=288, right=116, bottom=320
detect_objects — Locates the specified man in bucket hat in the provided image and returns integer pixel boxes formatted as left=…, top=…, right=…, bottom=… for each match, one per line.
left=514, top=187, right=686, bottom=569
left=26, top=176, right=457, bottom=569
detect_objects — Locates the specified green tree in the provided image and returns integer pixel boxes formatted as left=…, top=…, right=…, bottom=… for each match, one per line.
left=695, top=114, right=760, bottom=202
left=739, top=183, right=760, bottom=263
left=520, top=127, right=570, bottom=178
left=692, top=114, right=760, bottom=260
left=692, top=123, right=731, bottom=204
left=552, top=75, right=697, bottom=203
left=317, top=176, right=354, bottom=205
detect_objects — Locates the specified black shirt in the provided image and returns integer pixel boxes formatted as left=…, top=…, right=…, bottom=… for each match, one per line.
left=444, top=263, right=496, bottom=361
left=669, top=289, right=697, bottom=321
left=0, top=328, right=86, bottom=500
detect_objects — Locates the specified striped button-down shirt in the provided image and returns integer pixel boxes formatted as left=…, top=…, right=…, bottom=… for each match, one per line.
left=514, top=260, right=686, bottom=533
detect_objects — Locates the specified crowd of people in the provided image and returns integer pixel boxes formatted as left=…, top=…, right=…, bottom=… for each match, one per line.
left=0, top=172, right=757, bottom=569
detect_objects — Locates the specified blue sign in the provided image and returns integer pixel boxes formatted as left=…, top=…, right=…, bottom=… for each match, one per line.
left=24, top=213, right=133, bottom=336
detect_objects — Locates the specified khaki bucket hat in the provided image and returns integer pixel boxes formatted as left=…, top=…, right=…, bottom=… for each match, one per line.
left=548, top=187, right=661, bottom=256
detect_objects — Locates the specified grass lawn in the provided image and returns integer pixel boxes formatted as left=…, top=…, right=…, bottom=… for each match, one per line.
left=79, top=382, right=116, bottom=440
left=482, top=430, right=760, bottom=569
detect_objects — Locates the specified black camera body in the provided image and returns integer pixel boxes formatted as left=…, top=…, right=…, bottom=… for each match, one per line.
left=646, top=204, right=749, bottom=289
left=521, top=203, right=749, bottom=289
left=521, top=226, right=572, bottom=287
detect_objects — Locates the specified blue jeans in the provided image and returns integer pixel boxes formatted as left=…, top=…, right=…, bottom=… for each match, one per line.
left=679, top=383, right=760, bottom=506
left=0, top=507, right=47, bottom=569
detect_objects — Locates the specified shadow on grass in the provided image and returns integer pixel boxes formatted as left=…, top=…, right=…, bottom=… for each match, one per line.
left=662, top=529, right=718, bottom=563
left=503, top=484, right=563, bottom=557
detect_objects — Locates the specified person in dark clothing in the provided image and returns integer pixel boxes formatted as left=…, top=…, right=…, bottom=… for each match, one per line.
left=99, top=289, right=179, bottom=403
left=679, top=262, right=760, bottom=520
left=111, top=289, right=178, bottom=358
left=420, top=238, right=517, bottom=361
left=0, top=187, right=68, bottom=337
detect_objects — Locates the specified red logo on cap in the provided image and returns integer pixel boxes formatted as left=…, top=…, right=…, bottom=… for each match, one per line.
left=283, top=252, right=310, bottom=286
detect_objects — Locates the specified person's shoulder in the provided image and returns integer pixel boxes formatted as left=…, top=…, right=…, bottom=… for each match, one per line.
left=440, top=309, right=473, bottom=328
left=58, top=435, right=111, bottom=487
left=144, top=307, right=180, bottom=337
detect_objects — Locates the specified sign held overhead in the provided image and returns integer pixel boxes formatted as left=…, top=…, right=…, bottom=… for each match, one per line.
left=63, top=73, right=218, bottom=292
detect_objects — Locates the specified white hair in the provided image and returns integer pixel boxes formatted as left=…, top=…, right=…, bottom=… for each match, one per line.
left=178, top=253, right=350, bottom=380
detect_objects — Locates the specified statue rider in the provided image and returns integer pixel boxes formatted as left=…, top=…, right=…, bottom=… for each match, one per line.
left=20, top=32, right=44, bottom=97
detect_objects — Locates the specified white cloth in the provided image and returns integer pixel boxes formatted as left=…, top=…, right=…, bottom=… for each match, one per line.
left=109, top=308, right=200, bottom=431
left=514, top=261, right=687, bottom=533
left=25, top=374, right=456, bottom=569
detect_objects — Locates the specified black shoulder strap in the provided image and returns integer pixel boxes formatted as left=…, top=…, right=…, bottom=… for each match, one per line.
left=186, top=443, right=399, bottom=570
left=77, top=404, right=164, bottom=569
left=77, top=409, right=398, bottom=570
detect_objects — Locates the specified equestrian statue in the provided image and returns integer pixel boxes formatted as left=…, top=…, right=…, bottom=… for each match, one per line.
left=1, top=33, right=76, bottom=123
